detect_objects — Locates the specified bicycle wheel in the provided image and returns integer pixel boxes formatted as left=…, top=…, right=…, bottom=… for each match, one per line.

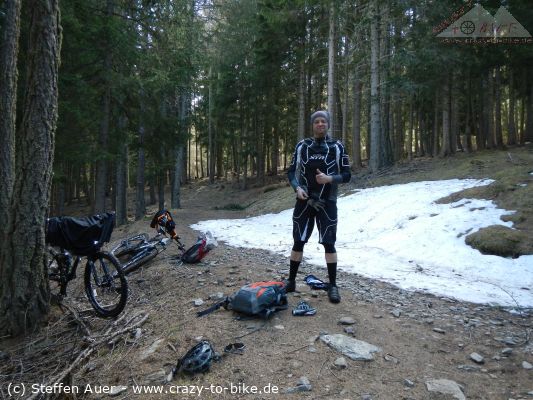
left=112, top=233, right=149, bottom=257
left=47, top=248, right=68, bottom=297
left=121, top=246, right=158, bottom=275
left=84, top=252, right=128, bottom=318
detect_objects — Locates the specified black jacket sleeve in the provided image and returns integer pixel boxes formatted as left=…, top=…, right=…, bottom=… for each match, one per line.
left=287, top=142, right=301, bottom=191
left=331, top=141, right=351, bottom=184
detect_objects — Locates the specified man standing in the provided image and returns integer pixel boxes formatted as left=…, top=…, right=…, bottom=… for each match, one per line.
left=286, top=110, right=351, bottom=303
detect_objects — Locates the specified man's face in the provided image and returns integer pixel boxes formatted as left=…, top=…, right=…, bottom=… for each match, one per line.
left=312, top=117, right=328, bottom=138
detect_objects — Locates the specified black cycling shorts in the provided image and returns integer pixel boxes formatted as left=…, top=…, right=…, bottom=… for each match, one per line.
left=292, top=199, right=338, bottom=245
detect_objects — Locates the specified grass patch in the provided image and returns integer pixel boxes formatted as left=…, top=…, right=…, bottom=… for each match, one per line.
left=465, top=225, right=531, bottom=258
left=214, top=201, right=256, bottom=211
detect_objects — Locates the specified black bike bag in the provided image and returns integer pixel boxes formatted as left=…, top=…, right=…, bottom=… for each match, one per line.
left=46, top=212, right=115, bottom=256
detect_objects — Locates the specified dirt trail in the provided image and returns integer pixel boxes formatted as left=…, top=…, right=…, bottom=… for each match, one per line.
left=1, top=149, right=533, bottom=400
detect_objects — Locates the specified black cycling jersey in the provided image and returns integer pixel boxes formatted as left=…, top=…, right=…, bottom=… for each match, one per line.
left=287, top=136, right=351, bottom=202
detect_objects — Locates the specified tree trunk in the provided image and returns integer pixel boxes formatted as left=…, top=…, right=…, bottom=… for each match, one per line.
left=0, top=0, right=22, bottom=236
left=508, top=69, right=517, bottom=146
left=172, top=93, right=187, bottom=208
left=271, top=118, right=279, bottom=176
left=432, top=88, right=440, bottom=156
left=526, top=78, right=533, bottom=143
left=395, top=99, right=404, bottom=161
left=450, top=76, right=459, bottom=154
left=115, top=144, right=128, bottom=226
left=327, top=0, right=336, bottom=133
left=341, top=41, right=350, bottom=144
left=351, top=70, right=362, bottom=170
left=494, top=67, right=504, bottom=149
left=208, top=66, right=215, bottom=183
left=94, top=0, right=114, bottom=213
left=172, top=146, right=184, bottom=209
left=149, top=176, right=156, bottom=205
left=407, top=102, right=413, bottom=161
left=0, top=0, right=61, bottom=337
left=158, top=167, right=165, bottom=210
left=369, top=0, right=381, bottom=172
left=297, top=58, right=306, bottom=141
left=379, top=2, right=392, bottom=166
left=135, top=124, right=146, bottom=220
left=440, top=74, right=451, bottom=157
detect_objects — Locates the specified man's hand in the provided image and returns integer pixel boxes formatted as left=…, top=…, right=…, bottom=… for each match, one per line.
left=316, top=169, right=333, bottom=184
left=296, top=186, right=308, bottom=200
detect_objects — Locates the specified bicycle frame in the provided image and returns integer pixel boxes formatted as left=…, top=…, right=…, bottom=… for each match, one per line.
left=112, top=230, right=185, bottom=273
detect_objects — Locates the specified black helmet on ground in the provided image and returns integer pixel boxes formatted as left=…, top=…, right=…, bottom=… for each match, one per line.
left=173, top=340, right=219, bottom=375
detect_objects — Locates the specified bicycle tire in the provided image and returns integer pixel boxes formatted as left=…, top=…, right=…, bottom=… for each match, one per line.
left=112, top=233, right=149, bottom=257
left=47, top=248, right=68, bottom=297
left=84, top=251, right=128, bottom=318
left=121, top=246, right=158, bottom=275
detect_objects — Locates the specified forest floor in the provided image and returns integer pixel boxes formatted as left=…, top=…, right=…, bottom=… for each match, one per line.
left=1, top=146, right=533, bottom=400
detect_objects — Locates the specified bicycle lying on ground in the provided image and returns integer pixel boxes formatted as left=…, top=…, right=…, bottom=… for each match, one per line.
left=46, top=212, right=128, bottom=318
left=111, top=209, right=217, bottom=274
left=111, top=231, right=186, bottom=274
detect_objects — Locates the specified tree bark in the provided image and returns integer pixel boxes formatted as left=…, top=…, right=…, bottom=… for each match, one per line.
left=432, top=88, right=440, bottom=156
left=94, top=0, right=114, bottom=213
left=407, top=102, right=413, bottom=161
left=508, top=69, right=517, bottom=146
left=327, top=0, right=336, bottom=133
left=494, top=67, right=504, bottom=149
left=450, top=76, right=459, bottom=154
left=208, top=66, right=215, bottom=183
left=135, top=124, right=146, bottom=220
left=440, top=74, right=451, bottom=157
left=115, top=143, right=128, bottom=226
left=0, top=0, right=22, bottom=237
left=526, top=77, right=533, bottom=143
left=351, top=70, right=362, bottom=170
left=369, top=0, right=382, bottom=172
left=172, top=93, right=188, bottom=209
left=0, top=0, right=61, bottom=337
left=297, top=58, right=306, bottom=142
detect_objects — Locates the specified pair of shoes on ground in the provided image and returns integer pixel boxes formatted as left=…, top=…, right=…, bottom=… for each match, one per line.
left=284, top=279, right=341, bottom=303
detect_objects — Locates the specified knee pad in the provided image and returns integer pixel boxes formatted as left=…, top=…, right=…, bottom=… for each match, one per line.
left=292, top=241, right=305, bottom=252
left=323, top=243, right=336, bottom=253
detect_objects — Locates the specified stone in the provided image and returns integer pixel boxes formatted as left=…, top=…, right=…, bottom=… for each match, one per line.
left=85, top=362, right=97, bottom=373
left=433, top=328, right=446, bottom=334
left=133, top=328, right=142, bottom=340
left=503, top=336, right=517, bottom=346
left=502, top=348, right=513, bottom=355
left=109, top=386, right=128, bottom=396
left=470, top=352, right=485, bottom=364
left=145, top=369, right=167, bottom=383
left=193, top=299, right=204, bottom=307
left=339, top=317, right=356, bottom=325
left=140, top=339, right=165, bottom=361
left=458, top=364, right=481, bottom=372
left=344, top=326, right=356, bottom=336
left=523, top=361, right=533, bottom=370
left=209, top=292, right=225, bottom=300
left=404, top=379, right=415, bottom=388
left=333, top=357, right=348, bottom=369
left=320, top=334, right=381, bottom=361
left=274, top=325, right=285, bottom=330
left=298, top=376, right=311, bottom=386
left=391, top=309, right=401, bottom=318
left=425, top=379, right=465, bottom=400
left=289, top=360, right=303, bottom=369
